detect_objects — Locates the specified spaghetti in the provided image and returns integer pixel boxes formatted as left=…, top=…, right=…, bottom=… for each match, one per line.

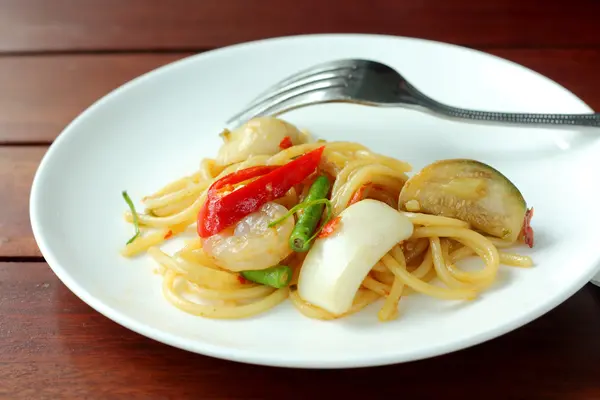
left=120, top=117, right=534, bottom=321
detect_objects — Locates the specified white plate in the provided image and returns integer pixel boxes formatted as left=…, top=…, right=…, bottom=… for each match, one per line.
left=30, top=34, right=600, bottom=368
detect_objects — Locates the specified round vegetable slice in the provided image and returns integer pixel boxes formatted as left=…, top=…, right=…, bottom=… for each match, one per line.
left=398, top=159, right=528, bottom=243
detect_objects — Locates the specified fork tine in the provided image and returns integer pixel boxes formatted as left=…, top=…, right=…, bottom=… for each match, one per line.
left=225, top=78, right=348, bottom=129
left=254, top=90, right=347, bottom=121
left=245, top=59, right=361, bottom=108
left=243, top=70, right=352, bottom=115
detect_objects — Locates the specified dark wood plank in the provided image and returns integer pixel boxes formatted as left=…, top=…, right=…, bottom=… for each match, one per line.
left=0, top=0, right=599, bottom=52
left=0, top=147, right=46, bottom=257
left=1, top=49, right=598, bottom=145
left=1, top=262, right=600, bottom=399
left=0, top=54, right=191, bottom=144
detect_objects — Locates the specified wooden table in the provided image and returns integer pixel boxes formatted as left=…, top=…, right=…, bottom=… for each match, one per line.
left=1, top=1, right=599, bottom=398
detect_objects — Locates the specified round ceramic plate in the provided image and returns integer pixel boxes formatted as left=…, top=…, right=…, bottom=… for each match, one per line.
left=30, top=34, right=600, bottom=368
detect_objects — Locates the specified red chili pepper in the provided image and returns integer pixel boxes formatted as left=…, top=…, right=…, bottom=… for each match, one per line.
left=237, top=275, right=248, bottom=284
left=208, top=166, right=278, bottom=193
left=521, top=207, right=534, bottom=248
left=197, top=146, right=325, bottom=238
left=164, top=230, right=173, bottom=240
left=318, top=216, right=341, bottom=239
left=279, top=136, right=293, bottom=149
left=347, top=183, right=372, bottom=206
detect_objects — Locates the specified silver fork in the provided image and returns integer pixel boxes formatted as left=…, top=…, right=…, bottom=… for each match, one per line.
left=226, top=59, right=599, bottom=130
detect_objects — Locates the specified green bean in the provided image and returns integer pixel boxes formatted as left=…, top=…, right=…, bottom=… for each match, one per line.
left=241, top=265, right=292, bottom=288
left=289, top=175, right=331, bottom=252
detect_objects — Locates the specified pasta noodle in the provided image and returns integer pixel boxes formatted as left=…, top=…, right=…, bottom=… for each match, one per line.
left=120, top=117, right=534, bottom=322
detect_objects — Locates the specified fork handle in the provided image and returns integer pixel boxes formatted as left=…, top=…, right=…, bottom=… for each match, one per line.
left=405, top=82, right=600, bottom=127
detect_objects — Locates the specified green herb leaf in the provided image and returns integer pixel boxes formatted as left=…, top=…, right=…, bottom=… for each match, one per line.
left=122, top=190, right=140, bottom=244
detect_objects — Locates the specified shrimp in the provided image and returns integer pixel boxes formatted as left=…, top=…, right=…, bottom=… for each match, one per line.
left=201, top=202, right=295, bottom=272
left=215, top=117, right=307, bottom=166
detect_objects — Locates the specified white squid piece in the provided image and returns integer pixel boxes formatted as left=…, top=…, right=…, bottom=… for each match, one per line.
left=298, top=199, right=414, bottom=315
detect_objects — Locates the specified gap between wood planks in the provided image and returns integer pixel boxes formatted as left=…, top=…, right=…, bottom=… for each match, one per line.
left=0, top=47, right=211, bottom=58
left=0, top=43, right=600, bottom=58
left=0, top=141, right=53, bottom=146
left=0, top=256, right=45, bottom=262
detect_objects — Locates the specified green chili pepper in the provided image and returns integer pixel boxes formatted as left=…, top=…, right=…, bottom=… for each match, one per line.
left=268, top=199, right=333, bottom=253
left=122, top=190, right=140, bottom=244
left=241, top=265, right=292, bottom=288
left=288, top=176, right=331, bottom=252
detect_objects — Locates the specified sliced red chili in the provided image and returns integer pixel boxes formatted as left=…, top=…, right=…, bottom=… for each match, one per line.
left=521, top=207, right=534, bottom=248
left=164, top=230, right=173, bottom=240
left=197, top=146, right=325, bottom=238
left=210, top=166, right=278, bottom=193
left=279, top=136, right=293, bottom=149
left=317, top=216, right=341, bottom=239
left=347, top=183, right=372, bottom=206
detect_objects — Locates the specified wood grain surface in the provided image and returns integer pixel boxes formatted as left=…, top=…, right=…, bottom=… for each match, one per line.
left=1, top=0, right=600, bottom=52
left=2, top=0, right=600, bottom=398
left=1, top=262, right=600, bottom=399
left=0, top=54, right=191, bottom=144
left=0, top=147, right=46, bottom=257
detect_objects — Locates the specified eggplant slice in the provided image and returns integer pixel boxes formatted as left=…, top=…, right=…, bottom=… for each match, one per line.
left=399, top=159, right=527, bottom=243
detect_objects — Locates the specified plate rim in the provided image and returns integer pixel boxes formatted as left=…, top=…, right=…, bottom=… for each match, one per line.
left=29, top=33, right=599, bottom=369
